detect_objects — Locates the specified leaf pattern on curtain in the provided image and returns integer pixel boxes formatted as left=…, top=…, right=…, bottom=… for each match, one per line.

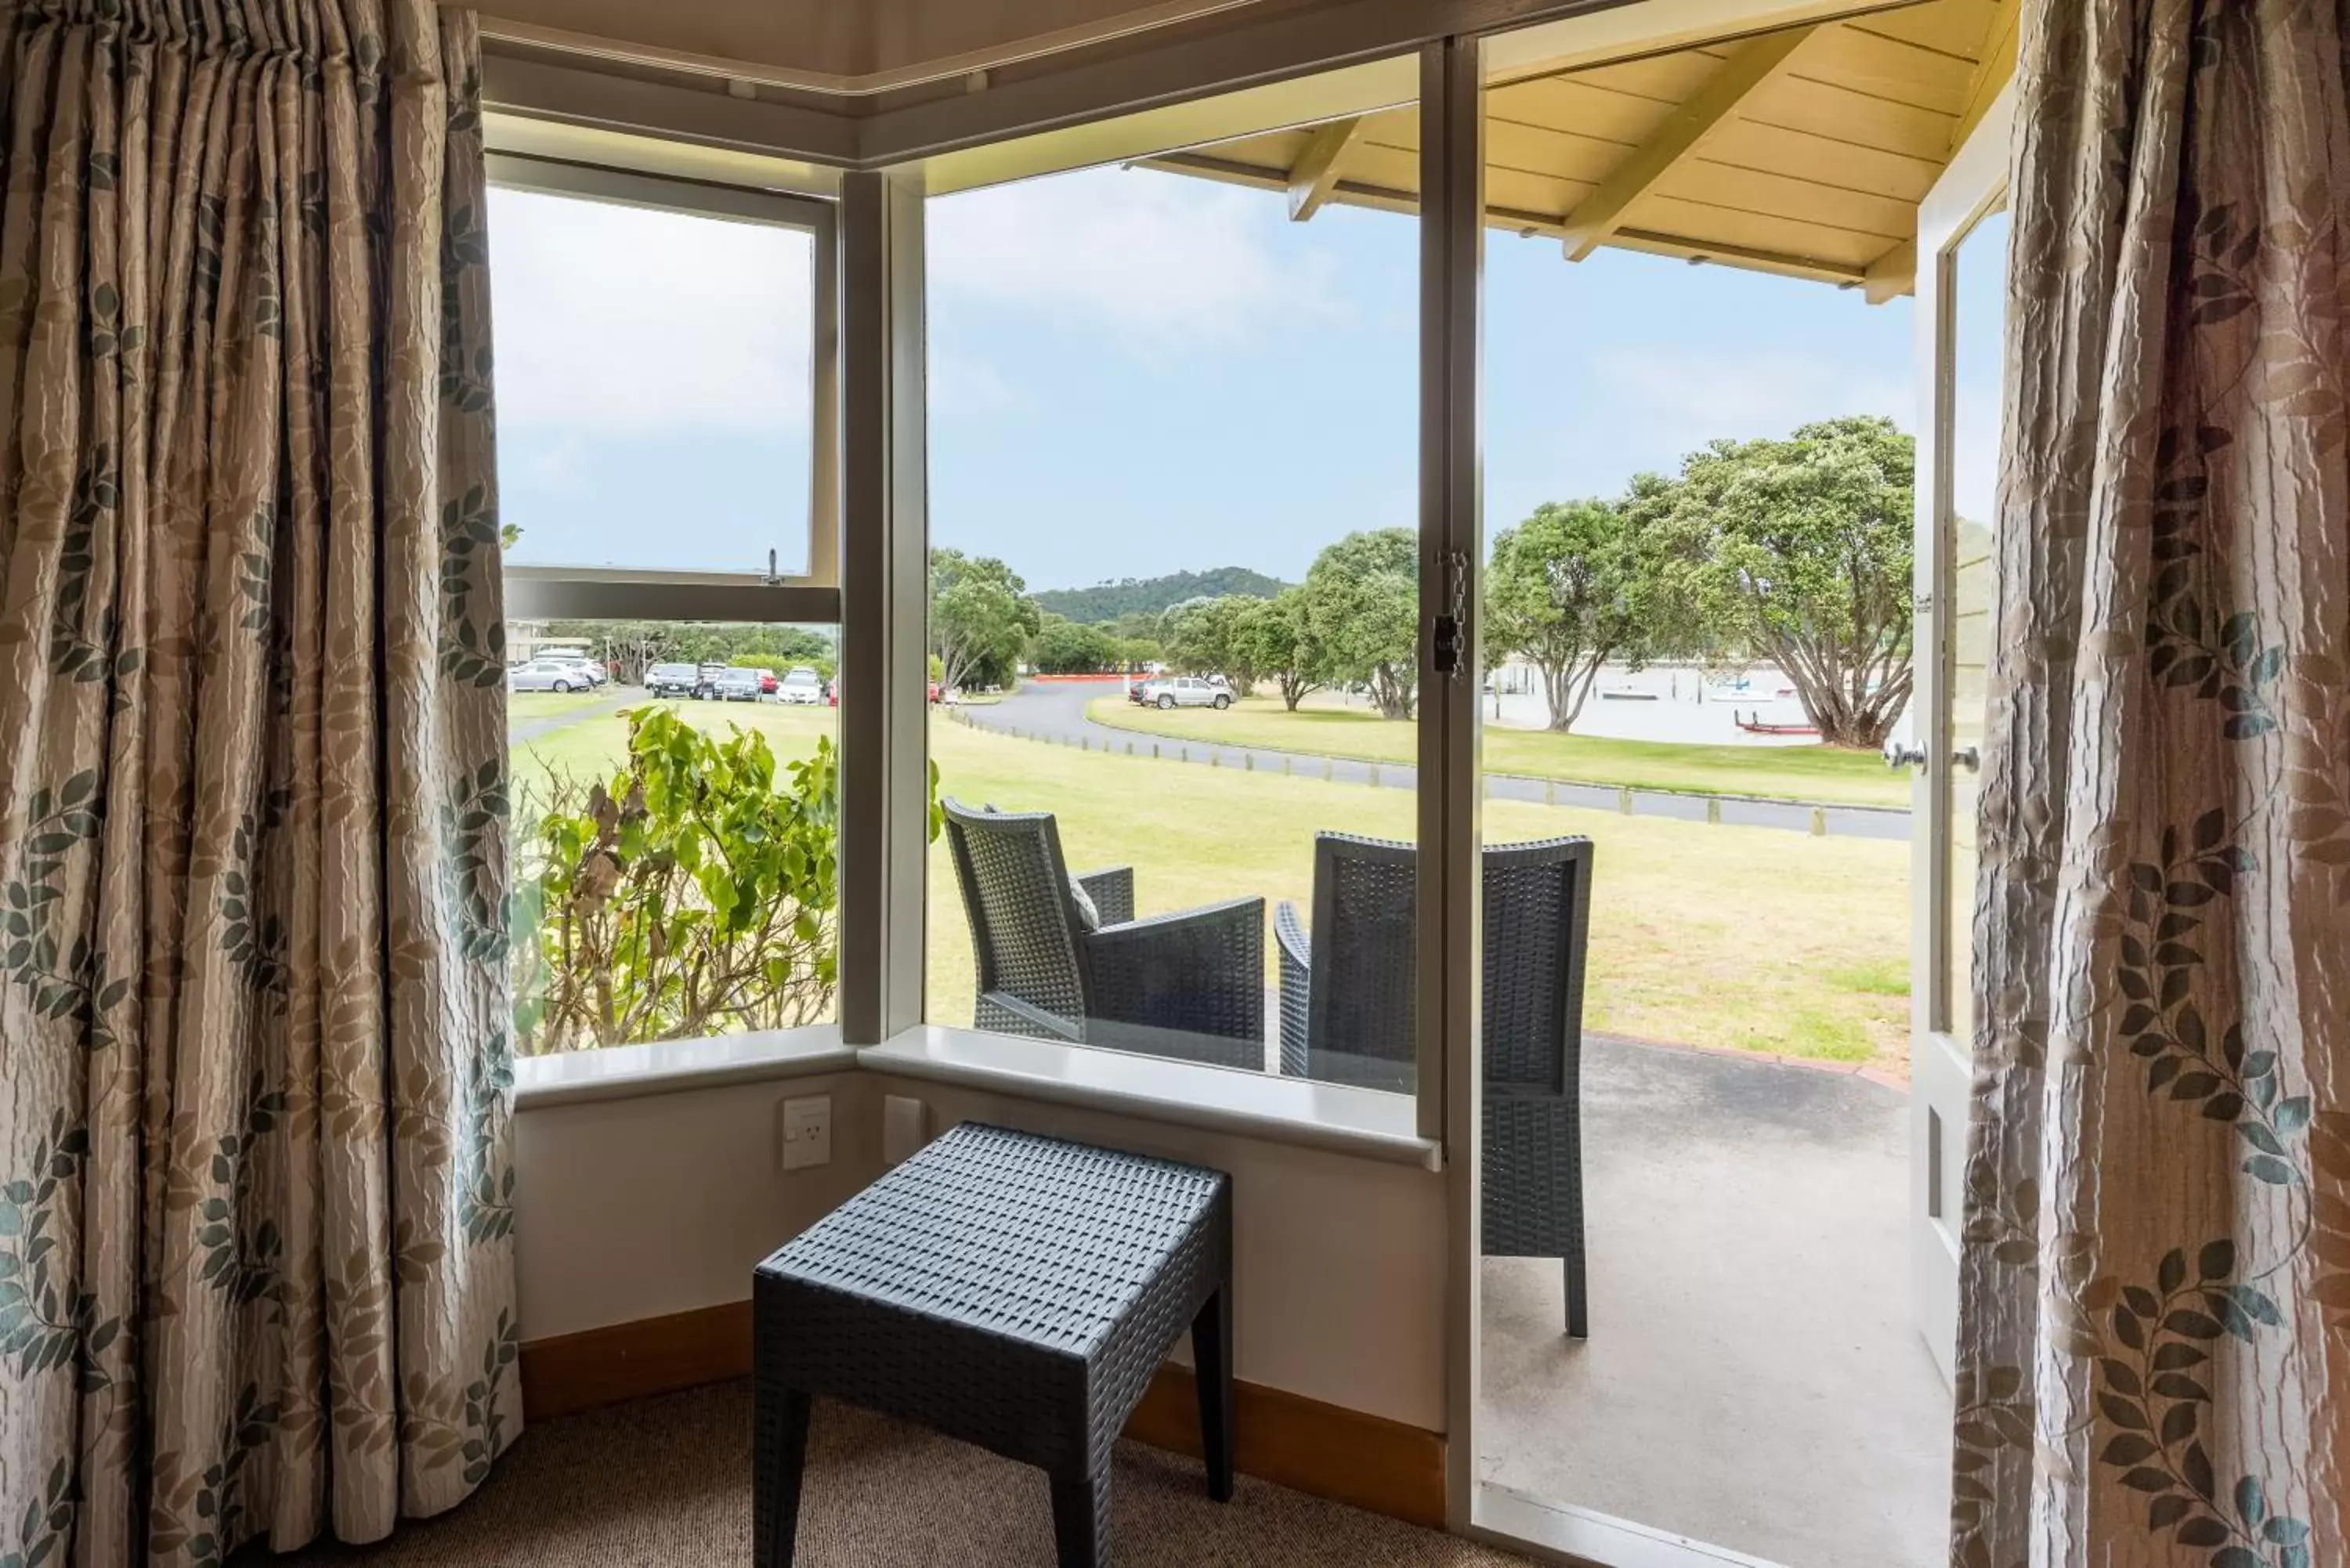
left=0, top=3, right=520, bottom=1563
left=1954, top=3, right=2349, bottom=1567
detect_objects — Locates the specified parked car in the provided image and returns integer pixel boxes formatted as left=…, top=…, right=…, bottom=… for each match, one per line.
left=708, top=667, right=763, bottom=703
left=508, top=658, right=597, bottom=694
left=1130, top=675, right=1231, bottom=710
left=753, top=667, right=780, bottom=695
left=645, top=662, right=701, bottom=699
left=540, top=656, right=606, bottom=687
left=777, top=668, right=826, bottom=705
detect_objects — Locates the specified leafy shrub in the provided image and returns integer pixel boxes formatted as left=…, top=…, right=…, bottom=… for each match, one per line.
left=511, top=709, right=848, bottom=1053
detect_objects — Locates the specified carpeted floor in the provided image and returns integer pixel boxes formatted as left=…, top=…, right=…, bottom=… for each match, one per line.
left=277, top=1380, right=1531, bottom=1566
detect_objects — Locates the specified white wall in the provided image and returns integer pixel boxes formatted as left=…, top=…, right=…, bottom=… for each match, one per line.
left=513, top=1070, right=880, bottom=1339
left=511, top=1071, right=1450, bottom=1433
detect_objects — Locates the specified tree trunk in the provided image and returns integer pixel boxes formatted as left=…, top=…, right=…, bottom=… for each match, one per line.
left=1542, top=659, right=1575, bottom=732
left=1773, top=633, right=1910, bottom=749
left=1540, top=652, right=1608, bottom=733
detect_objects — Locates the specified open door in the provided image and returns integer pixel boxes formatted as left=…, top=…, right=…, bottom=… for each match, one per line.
left=1903, top=84, right=2016, bottom=1382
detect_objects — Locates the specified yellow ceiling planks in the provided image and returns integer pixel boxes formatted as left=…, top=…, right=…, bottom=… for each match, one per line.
left=1656, top=154, right=1917, bottom=240
left=1796, top=21, right=1979, bottom=116
left=1842, top=0, right=2001, bottom=60
left=1737, top=70, right=1958, bottom=161
left=1631, top=193, right=1896, bottom=267
left=1559, top=24, right=1823, bottom=260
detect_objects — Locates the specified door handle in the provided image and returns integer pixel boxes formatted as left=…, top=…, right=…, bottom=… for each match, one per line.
left=1884, top=742, right=1928, bottom=770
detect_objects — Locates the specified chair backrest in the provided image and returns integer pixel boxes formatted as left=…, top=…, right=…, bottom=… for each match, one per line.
left=1480, top=837, right=1593, bottom=1095
left=940, top=799, right=1090, bottom=1028
left=1303, top=833, right=1593, bottom=1095
left=1303, top=833, right=1421, bottom=1092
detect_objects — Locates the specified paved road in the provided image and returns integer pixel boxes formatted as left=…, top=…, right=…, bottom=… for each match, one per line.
left=960, top=679, right=1909, bottom=841
left=509, top=689, right=638, bottom=744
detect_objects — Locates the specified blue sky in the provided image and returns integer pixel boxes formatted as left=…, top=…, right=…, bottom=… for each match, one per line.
left=493, top=164, right=2001, bottom=591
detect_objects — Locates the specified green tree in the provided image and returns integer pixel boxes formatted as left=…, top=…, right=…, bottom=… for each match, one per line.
left=1487, top=498, right=1655, bottom=733
left=931, top=548, right=1040, bottom=695
left=513, top=710, right=940, bottom=1053
left=513, top=711, right=842, bottom=1051
left=1162, top=595, right=1270, bottom=695
left=1636, top=415, right=1916, bottom=748
left=1244, top=587, right=1323, bottom=711
left=1302, top=528, right=1418, bottom=720
left=1030, top=617, right=1119, bottom=674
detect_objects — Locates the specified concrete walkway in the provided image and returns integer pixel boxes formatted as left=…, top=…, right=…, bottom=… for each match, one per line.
left=962, top=680, right=1908, bottom=841
left=1480, top=1035, right=1950, bottom=1568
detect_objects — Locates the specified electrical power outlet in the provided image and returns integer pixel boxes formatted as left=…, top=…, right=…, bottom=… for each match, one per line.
left=779, top=1095, right=832, bottom=1172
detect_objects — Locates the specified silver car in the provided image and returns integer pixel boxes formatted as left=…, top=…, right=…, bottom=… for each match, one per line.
left=708, top=667, right=763, bottom=703
left=509, top=658, right=596, bottom=693
left=1131, top=675, right=1231, bottom=710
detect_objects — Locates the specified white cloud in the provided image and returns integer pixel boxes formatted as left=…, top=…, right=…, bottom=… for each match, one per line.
left=487, top=188, right=813, bottom=436
left=1592, top=345, right=1912, bottom=453
left=927, top=165, right=1341, bottom=346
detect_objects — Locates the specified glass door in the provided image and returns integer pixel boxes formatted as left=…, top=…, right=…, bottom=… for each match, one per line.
left=1904, top=85, right=2016, bottom=1381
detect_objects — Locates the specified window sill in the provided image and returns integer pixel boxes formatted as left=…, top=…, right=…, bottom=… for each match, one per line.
left=514, top=1025, right=856, bottom=1110
left=859, top=1026, right=1442, bottom=1170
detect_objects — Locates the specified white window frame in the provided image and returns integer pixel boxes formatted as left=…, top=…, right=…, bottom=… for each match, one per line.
left=485, top=150, right=843, bottom=627
left=838, top=55, right=1470, bottom=1160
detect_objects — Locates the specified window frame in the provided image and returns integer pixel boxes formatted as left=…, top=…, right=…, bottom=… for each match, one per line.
left=898, top=61, right=1466, bottom=1139
left=485, top=150, right=843, bottom=627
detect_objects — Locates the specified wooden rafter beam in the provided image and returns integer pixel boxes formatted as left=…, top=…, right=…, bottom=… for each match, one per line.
left=1286, top=115, right=1364, bottom=221
left=1862, top=239, right=1915, bottom=304
left=1560, top=23, right=1820, bottom=262
left=1140, top=151, right=1874, bottom=291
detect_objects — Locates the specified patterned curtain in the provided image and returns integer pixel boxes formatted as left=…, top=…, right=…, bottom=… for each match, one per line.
left=0, top=2, right=519, bottom=1563
left=1953, top=2, right=2349, bottom=1566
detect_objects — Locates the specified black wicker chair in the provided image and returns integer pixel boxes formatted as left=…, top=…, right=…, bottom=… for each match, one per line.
left=942, top=798, right=1265, bottom=1071
left=1276, top=832, right=1595, bottom=1337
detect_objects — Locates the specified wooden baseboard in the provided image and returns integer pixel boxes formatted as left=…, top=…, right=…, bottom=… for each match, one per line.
left=519, top=1306, right=1446, bottom=1528
left=519, top=1301, right=752, bottom=1422
left=1123, top=1363, right=1447, bottom=1529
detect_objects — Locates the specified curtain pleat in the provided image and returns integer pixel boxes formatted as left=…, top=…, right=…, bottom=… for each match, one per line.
left=0, top=3, right=519, bottom=1562
left=1954, top=3, right=2350, bottom=1566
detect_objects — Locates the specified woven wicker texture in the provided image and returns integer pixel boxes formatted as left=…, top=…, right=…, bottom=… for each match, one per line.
left=1277, top=834, right=1594, bottom=1335
left=945, top=800, right=1091, bottom=1031
left=943, top=799, right=1265, bottom=1067
left=755, top=1123, right=1234, bottom=1566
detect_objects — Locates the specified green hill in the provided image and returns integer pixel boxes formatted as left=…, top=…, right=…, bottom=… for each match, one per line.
left=1032, top=567, right=1289, bottom=623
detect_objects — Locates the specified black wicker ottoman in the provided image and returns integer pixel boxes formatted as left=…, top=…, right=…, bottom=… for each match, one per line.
left=752, top=1122, right=1235, bottom=1567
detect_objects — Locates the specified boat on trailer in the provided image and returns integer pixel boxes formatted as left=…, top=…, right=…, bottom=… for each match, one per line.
left=1733, top=710, right=1820, bottom=737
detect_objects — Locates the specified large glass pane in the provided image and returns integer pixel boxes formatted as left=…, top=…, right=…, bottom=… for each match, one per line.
left=1947, top=208, right=2010, bottom=1045
left=486, top=184, right=817, bottom=576
left=1473, top=26, right=1947, bottom=1568
left=921, top=90, right=1422, bottom=1089
left=504, top=620, right=842, bottom=1053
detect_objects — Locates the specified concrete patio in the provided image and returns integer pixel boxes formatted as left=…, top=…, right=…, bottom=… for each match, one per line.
left=1480, top=1035, right=1951, bottom=1568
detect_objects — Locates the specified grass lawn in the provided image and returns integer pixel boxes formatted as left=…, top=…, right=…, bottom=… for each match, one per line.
left=1083, top=695, right=1907, bottom=808
left=507, top=703, right=1911, bottom=1069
